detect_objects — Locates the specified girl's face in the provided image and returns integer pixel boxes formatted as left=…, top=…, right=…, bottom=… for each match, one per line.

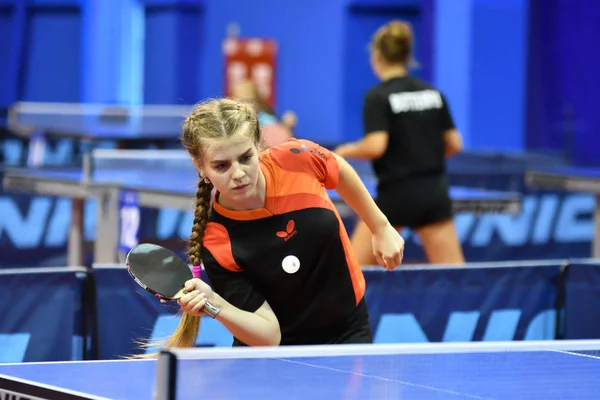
left=198, top=132, right=262, bottom=209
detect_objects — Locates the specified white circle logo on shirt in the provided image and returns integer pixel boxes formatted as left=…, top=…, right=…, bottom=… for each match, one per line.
left=282, top=255, right=300, bottom=274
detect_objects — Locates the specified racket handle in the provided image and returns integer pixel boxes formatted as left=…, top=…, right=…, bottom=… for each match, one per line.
left=204, top=301, right=221, bottom=319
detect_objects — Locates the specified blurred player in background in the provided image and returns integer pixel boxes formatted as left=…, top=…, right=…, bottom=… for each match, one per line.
left=335, top=20, right=465, bottom=265
left=231, top=79, right=296, bottom=148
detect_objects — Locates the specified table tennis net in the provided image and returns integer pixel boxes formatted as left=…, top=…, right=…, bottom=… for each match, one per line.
left=161, top=340, right=600, bottom=361
left=9, top=101, right=195, bottom=135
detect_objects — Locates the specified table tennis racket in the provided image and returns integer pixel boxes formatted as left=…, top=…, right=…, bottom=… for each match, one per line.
left=125, top=243, right=193, bottom=301
left=126, top=243, right=221, bottom=318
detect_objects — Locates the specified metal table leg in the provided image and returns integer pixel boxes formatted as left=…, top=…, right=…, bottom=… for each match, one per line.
left=93, top=187, right=120, bottom=264
left=67, top=198, right=85, bottom=266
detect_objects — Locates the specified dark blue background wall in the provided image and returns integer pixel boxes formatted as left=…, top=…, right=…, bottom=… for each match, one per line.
left=0, top=0, right=598, bottom=160
left=526, top=0, right=600, bottom=166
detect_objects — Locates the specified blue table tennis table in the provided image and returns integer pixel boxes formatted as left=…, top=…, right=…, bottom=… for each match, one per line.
left=2, top=149, right=522, bottom=266
left=5, top=102, right=191, bottom=169
left=1, top=340, right=599, bottom=400
left=526, top=166, right=600, bottom=257
left=7, top=102, right=193, bottom=141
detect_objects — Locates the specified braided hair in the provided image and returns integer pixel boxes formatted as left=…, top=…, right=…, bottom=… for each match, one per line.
left=188, top=177, right=214, bottom=267
left=134, top=98, right=261, bottom=357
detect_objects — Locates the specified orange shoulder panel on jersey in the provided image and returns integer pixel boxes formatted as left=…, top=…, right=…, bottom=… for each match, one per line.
left=264, top=139, right=339, bottom=190
left=260, top=140, right=338, bottom=216
left=202, top=222, right=242, bottom=272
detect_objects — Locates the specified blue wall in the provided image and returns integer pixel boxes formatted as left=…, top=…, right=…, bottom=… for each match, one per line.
left=526, top=0, right=600, bottom=166
left=0, top=0, right=83, bottom=107
left=82, top=0, right=145, bottom=104
left=143, top=1, right=204, bottom=105
left=0, top=4, right=14, bottom=111
left=0, top=0, right=598, bottom=157
left=433, top=0, right=530, bottom=151
left=24, top=3, right=82, bottom=102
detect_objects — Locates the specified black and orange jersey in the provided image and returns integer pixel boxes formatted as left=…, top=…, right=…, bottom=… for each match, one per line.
left=201, top=139, right=367, bottom=345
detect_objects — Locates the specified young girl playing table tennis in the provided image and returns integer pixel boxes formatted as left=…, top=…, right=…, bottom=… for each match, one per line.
left=156, top=98, right=404, bottom=349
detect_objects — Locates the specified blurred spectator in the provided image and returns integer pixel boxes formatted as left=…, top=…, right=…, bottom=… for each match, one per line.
left=231, top=79, right=296, bottom=147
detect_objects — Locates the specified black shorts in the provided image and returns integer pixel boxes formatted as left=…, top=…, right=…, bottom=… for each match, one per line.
left=289, top=297, right=373, bottom=345
left=376, top=174, right=453, bottom=229
left=325, top=297, right=373, bottom=345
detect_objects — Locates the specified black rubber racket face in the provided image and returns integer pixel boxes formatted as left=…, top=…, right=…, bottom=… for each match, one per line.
left=125, top=243, right=193, bottom=301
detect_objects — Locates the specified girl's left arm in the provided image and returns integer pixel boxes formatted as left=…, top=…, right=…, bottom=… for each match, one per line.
left=333, top=154, right=404, bottom=269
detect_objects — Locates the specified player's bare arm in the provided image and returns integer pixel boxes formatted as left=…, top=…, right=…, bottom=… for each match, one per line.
left=333, top=154, right=404, bottom=269
left=178, top=278, right=281, bottom=347
left=334, top=131, right=388, bottom=160
left=443, top=128, right=463, bottom=158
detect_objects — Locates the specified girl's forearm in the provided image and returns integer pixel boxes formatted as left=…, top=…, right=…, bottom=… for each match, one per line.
left=333, top=154, right=389, bottom=233
left=212, top=294, right=281, bottom=346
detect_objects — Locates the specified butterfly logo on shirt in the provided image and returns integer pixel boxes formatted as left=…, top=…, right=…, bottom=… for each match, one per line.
left=289, top=144, right=326, bottom=161
left=289, top=145, right=307, bottom=154
left=276, top=220, right=298, bottom=241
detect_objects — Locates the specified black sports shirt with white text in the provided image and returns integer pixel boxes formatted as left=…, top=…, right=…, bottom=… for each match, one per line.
left=363, top=75, right=456, bottom=184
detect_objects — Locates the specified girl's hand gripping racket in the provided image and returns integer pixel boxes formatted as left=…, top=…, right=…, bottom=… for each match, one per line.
left=125, top=243, right=220, bottom=318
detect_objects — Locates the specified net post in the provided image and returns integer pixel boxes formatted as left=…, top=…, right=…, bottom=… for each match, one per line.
left=154, top=350, right=178, bottom=400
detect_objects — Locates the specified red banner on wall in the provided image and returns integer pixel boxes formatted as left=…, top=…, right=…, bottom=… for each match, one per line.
left=223, top=37, right=278, bottom=108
